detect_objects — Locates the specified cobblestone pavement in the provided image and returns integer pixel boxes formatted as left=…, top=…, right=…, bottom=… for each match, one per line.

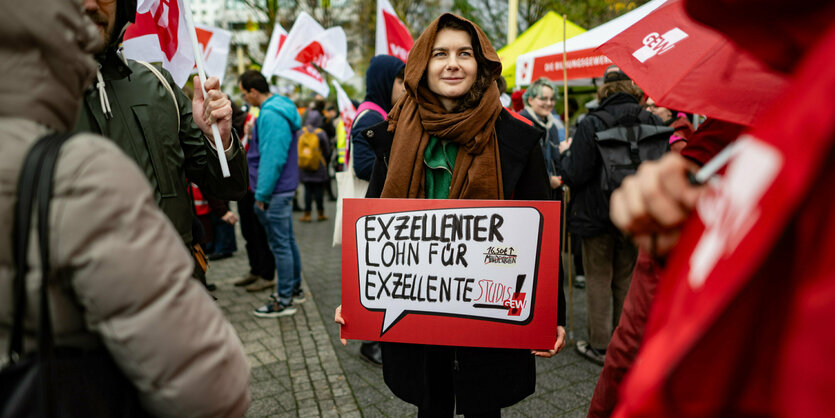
left=207, top=198, right=601, bottom=417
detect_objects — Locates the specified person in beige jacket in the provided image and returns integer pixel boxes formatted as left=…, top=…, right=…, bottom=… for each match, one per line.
left=0, top=1, right=250, bottom=416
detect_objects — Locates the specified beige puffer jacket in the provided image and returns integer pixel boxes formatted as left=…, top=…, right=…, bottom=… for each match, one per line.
left=0, top=1, right=250, bottom=417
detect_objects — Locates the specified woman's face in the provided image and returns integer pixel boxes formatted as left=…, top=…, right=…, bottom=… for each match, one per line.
left=528, top=85, right=555, bottom=119
left=645, top=98, right=672, bottom=121
left=426, top=28, right=478, bottom=111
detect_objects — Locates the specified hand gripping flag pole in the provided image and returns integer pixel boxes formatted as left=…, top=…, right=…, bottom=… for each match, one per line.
left=182, top=0, right=230, bottom=177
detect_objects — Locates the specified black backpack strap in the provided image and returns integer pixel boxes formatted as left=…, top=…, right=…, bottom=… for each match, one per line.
left=9, top=132, right=74, bottom=414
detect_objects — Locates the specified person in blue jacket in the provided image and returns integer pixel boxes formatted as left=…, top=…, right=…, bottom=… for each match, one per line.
left=238, top=70, right=305, bottom=318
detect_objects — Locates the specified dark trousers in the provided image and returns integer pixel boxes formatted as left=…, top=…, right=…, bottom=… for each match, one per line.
left=207, top=212, right=237, bottom=255
left=581, top=232, right=638, bottom=350
left=415, top=350, right=501, bottom=418
left=238, top=191, right=275, bottom=280
left=303, top=182, right=325, bottom=212
left=573, top=234, right=585, bottom=276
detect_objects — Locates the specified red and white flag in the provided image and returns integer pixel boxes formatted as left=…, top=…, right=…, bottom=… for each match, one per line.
left=192, top=24, right=231, bottom=84
left=331, top=81, right=356, bottom=131
left=262, top=22, right=330, bottom=97
left=123, top=0, right=194, bottom=87
left=272, top=12, right=354, bottom=82
left=375, top=0, right=413, bottom=63
left=261, top=22, right=289, bottom=79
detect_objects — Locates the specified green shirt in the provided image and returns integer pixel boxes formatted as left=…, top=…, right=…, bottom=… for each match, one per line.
left=424, top=136, right=460, bottom=199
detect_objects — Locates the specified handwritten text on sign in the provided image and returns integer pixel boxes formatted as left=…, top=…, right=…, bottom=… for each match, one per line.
left=356, top=207, right=542, bottom=335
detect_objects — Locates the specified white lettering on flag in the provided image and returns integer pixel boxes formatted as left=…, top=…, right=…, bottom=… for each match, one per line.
left=632, top=28, right=689, bottom=63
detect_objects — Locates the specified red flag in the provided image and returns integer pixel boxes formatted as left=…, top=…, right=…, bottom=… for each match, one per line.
left=123, top=0, right=194, bottom=87
left=332, top=81, right=356, bottom=131
left=597, top=0, right=787, bottom=126
left=193, top=24, right=231, bottom=83
left=262, top=22, right=330, bottom=97
left=376, top=0, right=413, bottom=62
left=271, top=12, right=354, bottom=82
left=616, top=19, right=835, bottom=417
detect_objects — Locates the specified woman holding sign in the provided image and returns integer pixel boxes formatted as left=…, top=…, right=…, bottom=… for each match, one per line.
left=336, top=13, right=566, bottom=417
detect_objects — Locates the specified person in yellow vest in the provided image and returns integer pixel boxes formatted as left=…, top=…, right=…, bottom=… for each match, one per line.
left=335, top=119, right=347, bottom=172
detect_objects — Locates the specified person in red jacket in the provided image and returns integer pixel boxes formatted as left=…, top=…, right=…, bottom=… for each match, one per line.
left=609, top=0, right=835, bottom=416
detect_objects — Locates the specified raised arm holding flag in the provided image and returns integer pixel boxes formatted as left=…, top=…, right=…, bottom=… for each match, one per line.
left=77, top=0, right=248, bottom=283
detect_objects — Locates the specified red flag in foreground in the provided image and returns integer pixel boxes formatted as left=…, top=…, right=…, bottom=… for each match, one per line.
left=123, top=0, right=194, bottom=87
left=376, top=0, right=413, bottom=63
left=597, top=0, right=787, bottom=126
left=616, top=11, right=835, bottom=418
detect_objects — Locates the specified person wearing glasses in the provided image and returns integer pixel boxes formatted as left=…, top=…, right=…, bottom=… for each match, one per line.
left=520, top=77, right=566, bottom=197
left=644, top=97, right=695, bottom=153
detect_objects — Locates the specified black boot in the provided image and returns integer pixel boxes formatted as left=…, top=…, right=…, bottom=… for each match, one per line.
left=360, top=341, right=383, bottom=366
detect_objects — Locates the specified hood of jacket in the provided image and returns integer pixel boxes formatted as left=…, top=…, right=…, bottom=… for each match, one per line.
left=262, top=95, right=302, bottom=131
left=0, top=0, right=101, bottom=131
left=305, top=109, right=323, bottom=130
left=363, top=55, right=406, bottom=111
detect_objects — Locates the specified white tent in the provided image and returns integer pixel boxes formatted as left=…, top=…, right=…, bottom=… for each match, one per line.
left=515, top=0, right=668, bottom=87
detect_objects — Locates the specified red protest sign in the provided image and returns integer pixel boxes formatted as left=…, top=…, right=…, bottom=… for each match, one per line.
left=340, top=198, right=560, bottom=350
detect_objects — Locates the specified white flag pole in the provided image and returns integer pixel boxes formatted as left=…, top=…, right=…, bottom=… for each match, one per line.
left=182, top=0, right=230, bottom=177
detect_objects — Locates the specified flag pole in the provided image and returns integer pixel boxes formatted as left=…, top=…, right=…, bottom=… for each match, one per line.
left=182, top=0, right=231, bottom=178
left=507, top=0, right=519, bottom=44
left=562, top=13, right=574, bottom=344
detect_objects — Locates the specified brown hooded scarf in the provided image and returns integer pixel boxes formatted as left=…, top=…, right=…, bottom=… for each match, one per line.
left=381, top=13, right=504, bottom=200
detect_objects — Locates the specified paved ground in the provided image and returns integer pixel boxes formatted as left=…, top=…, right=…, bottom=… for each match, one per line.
left=207, top=197, right=601, bottom=417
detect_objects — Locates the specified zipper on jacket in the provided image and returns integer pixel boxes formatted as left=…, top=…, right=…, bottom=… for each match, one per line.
left=423, top=158, right=453, bottom=175
left=453, top=347, right=460, bottom=371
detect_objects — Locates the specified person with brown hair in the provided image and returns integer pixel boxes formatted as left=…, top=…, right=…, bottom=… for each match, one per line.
left=558, top=65, right=663, bottom=366
left=336, top=13, right=566, bottom=417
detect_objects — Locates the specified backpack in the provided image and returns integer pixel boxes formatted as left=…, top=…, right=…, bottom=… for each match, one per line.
left=298, top=127, right=325, bottom=171
left=591, top=109, right=673, bottom=196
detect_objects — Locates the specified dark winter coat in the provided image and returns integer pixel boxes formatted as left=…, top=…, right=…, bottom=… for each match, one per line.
left=74, top=50, right=248, bottom=244
left=558, top=92, right=662, bottom=238
left=362, top=108, right=566, bottom=413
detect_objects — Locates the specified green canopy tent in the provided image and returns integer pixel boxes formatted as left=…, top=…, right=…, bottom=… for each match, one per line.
left=498, top=11, right=586, bottom=89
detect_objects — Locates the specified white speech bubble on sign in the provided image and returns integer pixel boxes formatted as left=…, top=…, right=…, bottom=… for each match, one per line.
left=354, top=206, right=543, bottom=336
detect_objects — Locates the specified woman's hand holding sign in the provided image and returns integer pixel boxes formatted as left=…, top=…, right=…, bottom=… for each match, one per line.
left=334, top=305, right=347, bottom=346
left=531, top=326, right=566, bottom=358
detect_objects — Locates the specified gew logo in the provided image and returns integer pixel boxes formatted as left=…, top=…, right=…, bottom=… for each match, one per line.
left=632, top=28, right=689, bottom=63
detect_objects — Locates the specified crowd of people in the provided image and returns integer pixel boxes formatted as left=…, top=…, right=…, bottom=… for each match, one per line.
left=2, top=0, right=834, bottom=416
